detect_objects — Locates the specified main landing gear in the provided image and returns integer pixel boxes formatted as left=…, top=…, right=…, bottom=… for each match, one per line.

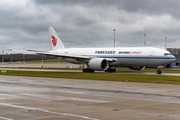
left=105, top=68, right=116, bottom=73
left=82, top=68, right=95, bottom=73
left=82, top=68, right=116, bottom=73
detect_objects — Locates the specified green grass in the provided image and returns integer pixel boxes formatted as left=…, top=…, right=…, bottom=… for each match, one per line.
left=0, top=70, right=180, bottom=84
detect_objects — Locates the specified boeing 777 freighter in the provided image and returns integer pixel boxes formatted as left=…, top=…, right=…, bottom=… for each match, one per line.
left=29, top=26, right=176, bottom=74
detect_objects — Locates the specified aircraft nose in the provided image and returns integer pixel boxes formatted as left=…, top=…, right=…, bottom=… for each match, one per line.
left=172, top=55, right=176, bottom=61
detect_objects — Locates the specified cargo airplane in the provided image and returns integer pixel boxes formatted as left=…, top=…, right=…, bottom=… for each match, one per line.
left=28, top=26, right=176, bottom=74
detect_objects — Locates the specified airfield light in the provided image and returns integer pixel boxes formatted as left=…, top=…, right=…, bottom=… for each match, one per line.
left=2, top=47, right=4, bottom=63
left=113, top=29, right=116, bottom=48
left=165, top=37, right=167, bottom=48
left=23, top=47, right=25, bottom=64
left=42, top=55, right=44, bottom=64
left=144, top=34, right=146, bottom=47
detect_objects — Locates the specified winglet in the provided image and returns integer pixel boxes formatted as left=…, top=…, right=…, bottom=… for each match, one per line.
left=49, top=26, right=65, bottom=50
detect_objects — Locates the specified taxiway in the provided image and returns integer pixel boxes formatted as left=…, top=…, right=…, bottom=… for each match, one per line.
left=0, top=63, right=180, bottom=76
left=0, top=75, right=180, bottom=120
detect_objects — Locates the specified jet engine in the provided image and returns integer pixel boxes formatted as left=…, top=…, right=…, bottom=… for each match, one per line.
left=128, top=66, right=145, bottom=70
left=88, top=58, right=108, bottom=71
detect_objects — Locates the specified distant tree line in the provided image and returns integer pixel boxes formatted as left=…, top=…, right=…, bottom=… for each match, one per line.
left=0, top=54, right=54, bottom=62
left=167, top=48, right=180, bottom=58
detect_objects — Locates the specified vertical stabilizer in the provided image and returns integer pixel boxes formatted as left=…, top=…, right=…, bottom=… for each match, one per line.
left=49, top=26, right=65, bottom=50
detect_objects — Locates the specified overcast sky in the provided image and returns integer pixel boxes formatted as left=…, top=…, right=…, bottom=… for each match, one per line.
left=1, top=0, right=180, bottom=53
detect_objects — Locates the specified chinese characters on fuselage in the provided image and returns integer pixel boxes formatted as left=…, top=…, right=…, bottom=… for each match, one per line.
left=95, top=51, right=142, bottom=54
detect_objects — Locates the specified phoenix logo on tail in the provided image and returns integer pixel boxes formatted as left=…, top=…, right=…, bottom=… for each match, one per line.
left=51, top=36, right=57, bottom=47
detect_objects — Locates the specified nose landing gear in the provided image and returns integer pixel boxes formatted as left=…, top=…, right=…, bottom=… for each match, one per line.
left=156, top=68, right=162, bottom=74
left=156, top=66, right=163, bottom=74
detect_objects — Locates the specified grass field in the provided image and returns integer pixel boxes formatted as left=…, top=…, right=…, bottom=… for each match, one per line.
left=0, top=68, right=180, bottom=84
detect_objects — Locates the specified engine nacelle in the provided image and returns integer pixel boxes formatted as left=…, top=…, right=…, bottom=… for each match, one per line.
left=88, top=58, right=108, bottom=71
left=128, top=66, right=145, bottom=70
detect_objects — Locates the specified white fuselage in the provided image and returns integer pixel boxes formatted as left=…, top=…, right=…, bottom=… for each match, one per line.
left=49, top=47, right=176, bottom=67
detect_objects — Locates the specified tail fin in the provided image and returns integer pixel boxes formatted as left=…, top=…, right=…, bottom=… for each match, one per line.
left=49, top=26, right=65, bottom=50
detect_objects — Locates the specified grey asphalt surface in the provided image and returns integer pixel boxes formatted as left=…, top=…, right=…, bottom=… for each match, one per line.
left=1, top=62, right=180, bottom=76
left=0, top=76, right=180, bottom=120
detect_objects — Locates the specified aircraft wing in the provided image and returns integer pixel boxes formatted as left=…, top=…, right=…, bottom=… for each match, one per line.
left=27, top=50, right=91, bottom=60
left=8, top=49, right=117, bottom=62
left=27, top=50, right=117, bottom=62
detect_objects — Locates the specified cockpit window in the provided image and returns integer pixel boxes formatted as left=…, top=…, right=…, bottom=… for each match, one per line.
left=164, top=53, right=172, bottom=56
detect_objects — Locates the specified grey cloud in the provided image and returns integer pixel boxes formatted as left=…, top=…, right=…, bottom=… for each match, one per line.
left=0, top=0, right=180, bottom=53
left=33, top=0, right=180, bottom=16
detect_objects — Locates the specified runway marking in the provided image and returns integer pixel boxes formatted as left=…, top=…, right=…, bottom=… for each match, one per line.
left=0, top=103, right=99, bottom=120
left=0, top=117, right=14, bottom=120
